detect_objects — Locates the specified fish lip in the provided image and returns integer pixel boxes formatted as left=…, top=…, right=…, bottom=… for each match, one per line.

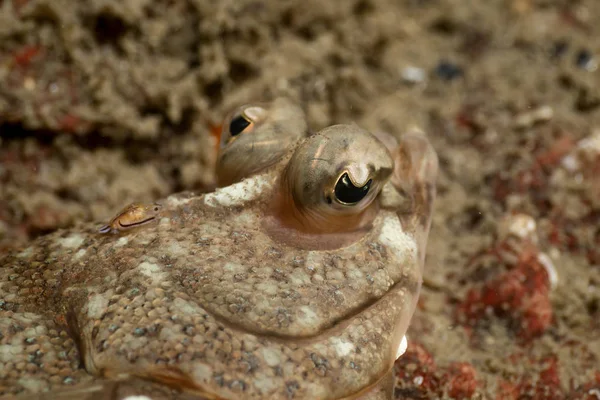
left=117, top=216, right=156, bottom=229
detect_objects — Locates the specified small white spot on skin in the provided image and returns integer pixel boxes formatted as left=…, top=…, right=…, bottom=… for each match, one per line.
left=138, top=261, right=167, bottom=285
left=122, top=396, right=152, bottom=400
left=377, top=216, right=417, bottom=262
left=114, top=237, right=129, bottom=247
left=204, top=175, right=272, bottom=207
left=330, top=337, right=355, bottom=357
left=158, top=326, right=179, bottom=341
left=158, top=217, right=170, bottom=226
left=289, top=269, right=311, bottom=286
left=17, top=247, right=33, bottom=259
left=74, top=249, right=87, bottom=260
left=254, top=376, right=278, bottom=394
left=165, top=195, right=193, bottom=207
left=191, top=363, right=212, bottom=383
left=171, top=297, right=204, bottom=316
left=296, top=306, right=319, bottom=327
left=58, top=234, right=85, bottom=249
left=168, top=241, right=186, bottom=257
left=395, top=335, right=408, bottom=360
left=256, top=282, right=278, bottom=296
left=223, top=262, right=244, bottom=274
left=16, top=378, right=46, bottom=393
left=0, top=343, right=24, bottom=362
left=87, top=293, right=109, bottom=319
left=538, top=252, right=558, bottom=289
left=261, top=347, right=282, bottom=367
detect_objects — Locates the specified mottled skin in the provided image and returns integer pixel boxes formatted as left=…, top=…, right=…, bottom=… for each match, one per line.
left=0, top=104, right=438, bottom=400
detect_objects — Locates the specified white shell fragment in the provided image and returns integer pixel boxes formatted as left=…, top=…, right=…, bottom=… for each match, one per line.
left=537, top=252, right=558, bottom=290
left=497, top=213, right=538, bottom=243
left=513, top=105, right=553, bottom=129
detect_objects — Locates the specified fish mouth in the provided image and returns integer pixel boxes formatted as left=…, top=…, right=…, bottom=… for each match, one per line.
left=118, top=216, right=157, bottom=229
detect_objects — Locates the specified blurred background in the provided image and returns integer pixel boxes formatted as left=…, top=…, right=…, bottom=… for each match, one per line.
left=0, top=0, right=599, bottom=398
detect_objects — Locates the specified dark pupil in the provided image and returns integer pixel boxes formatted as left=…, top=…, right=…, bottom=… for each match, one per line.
left=334, top=173, right=372, bottom=204
left=229, top=115, right=251, bottom=136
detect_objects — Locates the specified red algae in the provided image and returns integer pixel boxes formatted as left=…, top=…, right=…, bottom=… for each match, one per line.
left=457, top=238, right=553, bottom=342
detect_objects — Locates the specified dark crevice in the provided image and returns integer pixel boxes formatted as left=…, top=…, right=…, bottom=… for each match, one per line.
left=169, top=166, right=186, bottom=193
left=557, top=74, right=574, bottom=89
left=92, top=12, right=129, bottom=47
left=187, top=48, right=201, bottom=69
left=363, top=37, right=388, bottom=69
left=168, top=106, right=197, bottom=136
left=430, top=17, right=459, bottom=35
left=297, top=19, right=332, bottom=41
left=56, top=188, right=80, bottom=202
left=0, top=122, right=162, bottom=165
left=575, top=88, right=600, bottom=112
left=230, top=60, right=259, bottom=83
left=296, top=25, right=317, bottom=41
left=328, top=53, right=346, bottom=68
left=280, top=8, right=293, bottom=28
left=459, top=29, right=491, bottom=60
left=0, top=123, right=56, bottom=145
left=353, top=0, right=375, bottom=16
left=203, top=80, right=224, bottom=106
left=587, top=299, right=598, bottom=316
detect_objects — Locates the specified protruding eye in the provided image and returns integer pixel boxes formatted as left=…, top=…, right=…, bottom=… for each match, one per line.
left=333, top=173, right=372, bottom=205
left=216, top=100, right=308, bottom=187
left=229, top=114, right=252, bottom=136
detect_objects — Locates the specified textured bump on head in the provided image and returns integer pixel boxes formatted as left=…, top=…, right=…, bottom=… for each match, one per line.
left=58, top=234, right=85, bottom=249
left=204, top=174, right=274, bottom=207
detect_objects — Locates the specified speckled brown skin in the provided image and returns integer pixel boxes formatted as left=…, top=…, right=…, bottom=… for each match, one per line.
left=0, top=126, right=438, bottom=400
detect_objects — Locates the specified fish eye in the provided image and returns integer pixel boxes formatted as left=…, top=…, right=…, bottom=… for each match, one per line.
left=332, top=172, right=372, bottom=205
left=273, top=124, right=394, bottom=238
left=229, top=114, right=252, bottom=137
left=216, top=100, right=308, bottom=187
left=225, top=105, right=268, bottom=141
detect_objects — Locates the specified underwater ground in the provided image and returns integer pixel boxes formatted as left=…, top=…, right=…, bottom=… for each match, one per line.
left=1, top=0, right=599, bottom=398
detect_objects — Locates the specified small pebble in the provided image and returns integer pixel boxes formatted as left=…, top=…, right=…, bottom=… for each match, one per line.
left=538, top=253, right=558, bottom=290
left=435, top=60, right=463, bottom=81
left=401, top=66, right=426, bottom=84
left=513, top=105, right=554, bottom=129
left=497, top=213, right=538, bottom=243
left=575, top=49, right=598, bottom=71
